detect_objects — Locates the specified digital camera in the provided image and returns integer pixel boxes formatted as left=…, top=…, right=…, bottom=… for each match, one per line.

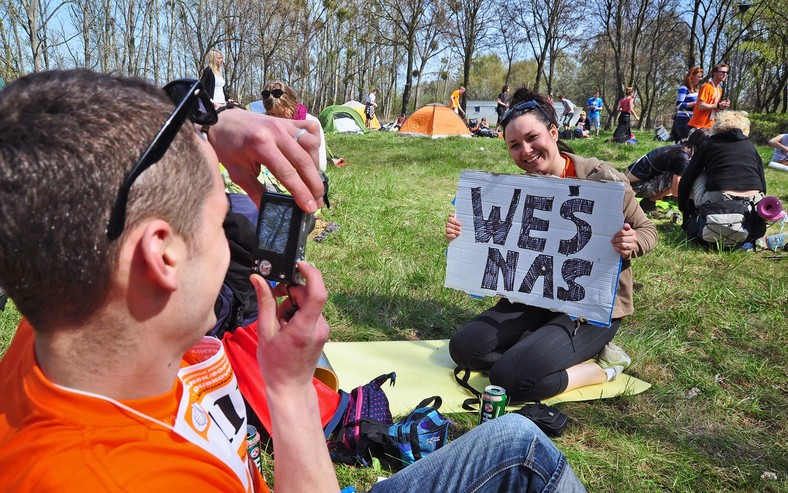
left=251, top=192, right=316, bottom=285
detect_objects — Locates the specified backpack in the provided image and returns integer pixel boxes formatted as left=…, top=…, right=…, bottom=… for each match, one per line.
left=330, top=372, right=396, bottom=466
left=385, top=396, right=451, bottom=467
left=683, top=198, right=766, bottom=247
left=209, top=193, right=260, bottom=340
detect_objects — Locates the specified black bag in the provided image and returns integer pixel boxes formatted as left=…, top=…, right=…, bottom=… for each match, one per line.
left=209, top=193, right=260, bottom=340
left=453, top=366, right=570, bottom=436
left=683, top=198, right=766, bottom=247
left=514, top=403, right=569, bottom=437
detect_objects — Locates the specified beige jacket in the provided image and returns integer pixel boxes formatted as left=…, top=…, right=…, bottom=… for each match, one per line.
left=566, top=153, right=658, bottom=318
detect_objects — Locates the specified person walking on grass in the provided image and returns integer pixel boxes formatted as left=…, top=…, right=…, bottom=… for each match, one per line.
left=586, top=91, right=603, bottom=137
left=612, top=87, right=639, bottom=143
left=559, top=95, right=575, bottom=130
left=365, top=88, right=379, bottom=128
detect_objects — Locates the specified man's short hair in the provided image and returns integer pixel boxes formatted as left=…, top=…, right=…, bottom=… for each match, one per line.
left=712, top=63, right=729, bottom=73
left=0, top=70, right=214, bottom=329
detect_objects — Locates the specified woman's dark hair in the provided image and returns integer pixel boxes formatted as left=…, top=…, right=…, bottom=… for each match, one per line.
left=505, top=87, right=574, bottom=154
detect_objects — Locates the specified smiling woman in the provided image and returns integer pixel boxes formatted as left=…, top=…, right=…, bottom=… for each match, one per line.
left=445, top=87, right=658, bottom=405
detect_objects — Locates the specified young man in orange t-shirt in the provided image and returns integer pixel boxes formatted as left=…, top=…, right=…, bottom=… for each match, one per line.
left=0, top=70, right=333, bottom=493
left=450, top=85, right=466, bottom=118
left=0, top=71, right=585, bottom=493
left=688, top=63, right=731, bottom=130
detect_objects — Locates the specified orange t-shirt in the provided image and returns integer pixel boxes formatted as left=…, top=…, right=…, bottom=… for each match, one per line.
left=0, top=320, right=268, bottom=492
left=688, top=81, right=722, bottom=129
left=450, top=90, right=461, bottom=110
left=560, top=154, right=577, bottom=178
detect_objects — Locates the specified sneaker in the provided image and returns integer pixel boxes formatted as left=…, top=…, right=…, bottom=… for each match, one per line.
left=605, top=365, right=626, bottom=382
left=597, top=342, right=632, bottom=370
left=638, top=199, right=657, bottom=213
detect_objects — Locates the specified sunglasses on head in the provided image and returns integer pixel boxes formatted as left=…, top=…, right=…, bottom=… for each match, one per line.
left=499, top=100, right=555, bottom=130
left=106, top=78, right=219, bottom=240
left=262, top=89, right=284, bottom=99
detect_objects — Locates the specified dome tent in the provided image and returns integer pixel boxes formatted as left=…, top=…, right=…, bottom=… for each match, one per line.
left=343, top=100, right=381, bottom=129
left=398, top=104, right=472, bottom=138
left=318, top=105, right=369, bottom=134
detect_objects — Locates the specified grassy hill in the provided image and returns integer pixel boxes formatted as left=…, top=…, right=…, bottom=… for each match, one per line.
left=1, top=129, right=786, bottom=492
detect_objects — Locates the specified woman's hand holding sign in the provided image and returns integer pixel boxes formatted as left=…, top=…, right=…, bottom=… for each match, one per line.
left=446, top=213, right=462, bottom=241
left=612, top=223, right=638, bottom=259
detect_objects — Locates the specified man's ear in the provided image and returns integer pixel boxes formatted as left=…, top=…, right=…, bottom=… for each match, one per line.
left=138, top=220, right=182, bottom=292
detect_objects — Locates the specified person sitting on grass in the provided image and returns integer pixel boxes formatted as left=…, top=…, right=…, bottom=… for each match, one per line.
left=0, top=69, right=588, bottom=493
left=445, top=87, right=657, bottom=404
left=574, top=112, right=590, bottom=138
left=626, top=129, right=708, bottom=213
left=768, top=133, right=788, bottom=165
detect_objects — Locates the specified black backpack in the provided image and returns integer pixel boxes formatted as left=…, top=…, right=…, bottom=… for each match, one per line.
left=209, top=193, right=259, bottom=340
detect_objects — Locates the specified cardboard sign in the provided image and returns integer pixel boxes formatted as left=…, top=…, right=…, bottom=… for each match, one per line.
left=445, top=171, right=625, bottom=326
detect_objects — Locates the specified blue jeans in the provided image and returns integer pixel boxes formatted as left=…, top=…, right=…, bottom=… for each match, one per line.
left=369, top=414, right=586, bottom=493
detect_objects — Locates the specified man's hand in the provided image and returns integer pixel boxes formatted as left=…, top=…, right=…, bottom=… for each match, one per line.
left=208, top=110, right=324, bottom=212
left=252, top=263, right=328, bottom=392
left=251, top=264, right=339, bottom=493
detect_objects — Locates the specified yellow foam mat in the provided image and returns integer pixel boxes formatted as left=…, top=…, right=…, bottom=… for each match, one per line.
left=323, top=339, right=650, bottom=415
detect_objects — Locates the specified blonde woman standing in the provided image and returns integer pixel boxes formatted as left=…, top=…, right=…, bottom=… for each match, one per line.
left=200, top=49, right=231, bottom=108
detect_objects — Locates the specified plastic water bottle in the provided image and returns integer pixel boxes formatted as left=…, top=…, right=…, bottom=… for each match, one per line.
left=756, top=233, right=788, bottom=251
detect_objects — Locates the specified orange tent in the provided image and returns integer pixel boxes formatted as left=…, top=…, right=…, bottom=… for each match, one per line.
left=398, top=104, right=472, bottom=138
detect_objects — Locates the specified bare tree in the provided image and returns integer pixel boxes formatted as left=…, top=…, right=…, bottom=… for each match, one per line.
left=496, top=7, right=526, bottom=86
left=447, top=0, right=495, bottom=110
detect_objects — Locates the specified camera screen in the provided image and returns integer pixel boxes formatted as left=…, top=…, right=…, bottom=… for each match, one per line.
left=257, top=202, right=291, bottom=255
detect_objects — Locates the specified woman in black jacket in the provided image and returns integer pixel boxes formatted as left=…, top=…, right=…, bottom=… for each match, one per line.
left=678, top=111, right=767, bottom=245
left=200, top=49, right=230, bottom=108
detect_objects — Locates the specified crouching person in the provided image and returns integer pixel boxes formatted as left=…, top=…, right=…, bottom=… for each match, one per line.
left=0, top=70, right=586, bottom=492
left=678, top=111, right=767, bottom=247
left=626, top=130, right=707, bottom=213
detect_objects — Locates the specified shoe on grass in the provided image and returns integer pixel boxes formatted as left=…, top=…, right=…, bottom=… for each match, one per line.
left=597, top=342, right=632, bottom=370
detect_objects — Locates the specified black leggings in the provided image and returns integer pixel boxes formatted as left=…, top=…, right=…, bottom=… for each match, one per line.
left=449, top=299, right=621, bottom=402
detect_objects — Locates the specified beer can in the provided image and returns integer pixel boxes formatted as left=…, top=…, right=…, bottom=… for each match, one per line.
left=479, top=385, right=508, bottom=425
left=246, top=425, right=264, bottom=474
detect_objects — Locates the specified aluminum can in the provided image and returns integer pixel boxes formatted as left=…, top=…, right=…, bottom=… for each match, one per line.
left=246, top=425, right=264, bottom=473
left=479, top=385, right=508, bottom=425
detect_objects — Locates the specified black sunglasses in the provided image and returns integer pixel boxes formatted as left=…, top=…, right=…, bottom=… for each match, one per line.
left=106, top=79, right=218, bottom=240
left=499, top=100, right=555, bottom=130
left=262, top=89, right=284, bottom=99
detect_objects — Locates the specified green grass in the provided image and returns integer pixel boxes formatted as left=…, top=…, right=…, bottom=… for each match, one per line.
left=2, top=129, right=787, bottom=491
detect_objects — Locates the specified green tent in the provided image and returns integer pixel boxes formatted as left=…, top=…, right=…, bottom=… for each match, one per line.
left=318, top=105, right=368, bottom=134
